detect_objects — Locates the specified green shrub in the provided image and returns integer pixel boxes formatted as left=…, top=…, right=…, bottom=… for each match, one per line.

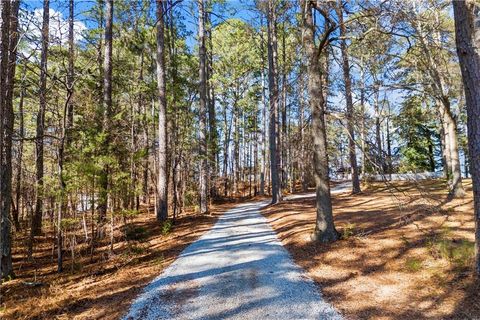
left=427, top=236, right=474, bottom=269
left=162, top=220, right=173, bottom=235
left=341, top=223, right=356, bottom=239
left=450, top=240, right=474, bottom=269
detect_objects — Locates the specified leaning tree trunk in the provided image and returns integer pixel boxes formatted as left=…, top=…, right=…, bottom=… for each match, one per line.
left=198, top=0, right=209, bottom=213
left=266, top=0, right=281, bottom=204
left=415, top=17, right=465, bottom=198
left=302, top=0, right=338, bottom=243
left=453, top=0, right=480, bottom=274
left=337, top=1, right=360, bottom=194
left=156, top=0, right=168, bottom=221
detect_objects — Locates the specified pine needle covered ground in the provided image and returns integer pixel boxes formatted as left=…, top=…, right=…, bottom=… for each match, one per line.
left=262, top=180, right=479, bottom=319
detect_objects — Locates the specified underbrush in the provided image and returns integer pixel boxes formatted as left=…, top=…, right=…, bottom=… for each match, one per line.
left=427, top=233, right=474, bottom=271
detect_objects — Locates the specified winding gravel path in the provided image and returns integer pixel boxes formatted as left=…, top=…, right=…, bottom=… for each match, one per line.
left=123, top=197, right=343, bottom=320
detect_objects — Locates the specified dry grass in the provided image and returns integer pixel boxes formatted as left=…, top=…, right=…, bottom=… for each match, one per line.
left=0, top=202, right=238, bottom=320
left=263, top=179, right=480, bottom=319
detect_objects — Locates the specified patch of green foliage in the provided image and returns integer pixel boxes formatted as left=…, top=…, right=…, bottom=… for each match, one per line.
left=162, top=220, right=173, bottom=235
left=341, top=223, right=356, bottom=239
left=394, top=95, right=439, bottom=173
left=427, top=230, right=474, bottom=270
left=405, top=257, right=423, bottom=273
left=117, top=209, right=140, bottom=218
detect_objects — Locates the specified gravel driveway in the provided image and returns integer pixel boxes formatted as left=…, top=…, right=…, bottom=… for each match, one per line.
left=123, top=200, right=342, bottom=320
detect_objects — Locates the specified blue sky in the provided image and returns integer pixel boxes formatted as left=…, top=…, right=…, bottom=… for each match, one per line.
left=23, top=0, right=258, bottom=50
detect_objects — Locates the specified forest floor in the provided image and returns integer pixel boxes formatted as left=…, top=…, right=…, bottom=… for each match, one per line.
left=3, top=180, right=479, bottom=320
left=263, top=179, right=480, bottom=319
left=0, top=201, right=242, bottom=320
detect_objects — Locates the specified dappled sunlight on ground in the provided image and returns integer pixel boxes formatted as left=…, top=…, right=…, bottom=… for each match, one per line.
left=263, top=179, right=480, bottom=319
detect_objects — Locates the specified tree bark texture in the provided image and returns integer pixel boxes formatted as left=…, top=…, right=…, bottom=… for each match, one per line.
left=267, top=0, right=281, bottom=204
left=156, top=0, right=168, bottom=221
left=453, top=0, right=480, bottom=274
left=302, top=0, right=339, bottom=243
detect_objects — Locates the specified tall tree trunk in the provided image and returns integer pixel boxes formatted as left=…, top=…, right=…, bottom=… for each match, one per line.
left=233, top=98, right=240, bottom=195
left=299, top=70, right=307, bottom=192
left=66, top=0, right=74, bottom=144
left=32, top=0, right=49, bottom=238
left=98, top=0, right=113, bottom=231
left=439, top=100, right=465, bottom=198
left=453, top=0, right=480, bottom=273
left=0, top=0, right=14, bottom=278
left=206, top=8, right=217, bottom=199
left=302, top=0, right=338, bottom=243
left=281, top=21, right=287, bottom=190
left=155, top=0, right=168, bottom=221
left=427, top=133, right=435, bottom=172
left=198, top=0, right=209, bottom=213
left=8, top=0, right=19, bottom=233
left=254, top=110, right=259, bottom=195
left=386, top=109, right=393, bottom=174
left=142, top=102, right=149, bottom=203
left=56, top=0, right=75, bottom=273
left=14, top=64, right=25, bottom=232
left=260, top=45, right=267, bottom=196
left=439, top=118, right=451, bottom=178
left=266, top=0, right=281, bottom=204
left=373, top=82, right=383, bottom=174
left=221, top=98, right=230, bottom=197
left=415, top=17, right=465, bottom=197
left=360, top=57, right=366, bottom=176
left=57, top=93, right=72, bottom=273
left=337, top=2, right=360, bottom=193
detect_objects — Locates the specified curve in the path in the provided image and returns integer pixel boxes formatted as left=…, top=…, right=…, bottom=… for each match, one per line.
left=123, top=200, right=341, bottom=320
left=284, top=181, right=352, bottom=201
